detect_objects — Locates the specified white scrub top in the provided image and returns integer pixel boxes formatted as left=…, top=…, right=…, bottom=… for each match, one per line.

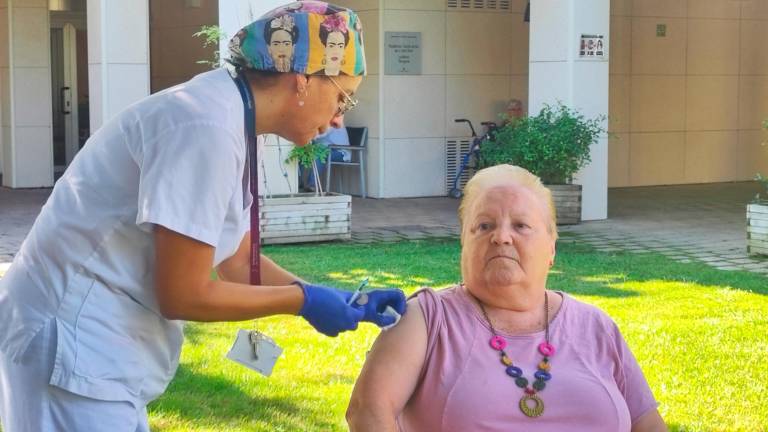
left=0, top=68, right=255, bottom=407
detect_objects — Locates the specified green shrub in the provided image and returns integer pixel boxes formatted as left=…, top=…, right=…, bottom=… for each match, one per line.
left=478, top=102, right=606, bottom=184
left=285, top=142, right=330, bottom=169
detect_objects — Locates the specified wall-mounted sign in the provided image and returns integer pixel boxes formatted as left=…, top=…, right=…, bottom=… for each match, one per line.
left=656, top=24, right=667, bottom=37
left=385, top=32, right=422, bottom=75
left=579, top=34, right=605, bottom=59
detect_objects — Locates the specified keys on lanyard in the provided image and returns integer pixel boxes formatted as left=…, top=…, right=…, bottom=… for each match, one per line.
left=249, top=330, right=262, bottom=359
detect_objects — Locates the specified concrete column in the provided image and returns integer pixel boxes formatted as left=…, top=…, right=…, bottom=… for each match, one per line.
left=0, top=0, right=8, bottom=182
left=1, top=0, right=53, bottom=188
left=87, top=0, right=149, bottom=132
left=529, top=0, right=609, bottom=221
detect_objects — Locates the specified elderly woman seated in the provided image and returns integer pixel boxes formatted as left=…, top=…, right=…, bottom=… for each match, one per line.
left=346, top=165, right=667, bottom=431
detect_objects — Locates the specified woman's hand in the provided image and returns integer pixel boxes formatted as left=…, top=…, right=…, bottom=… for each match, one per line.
left=353, top=289, right=407, bottom=327
left=297, top=283, right=365, bottom=336
left=298, top=284, right=407, bottom=335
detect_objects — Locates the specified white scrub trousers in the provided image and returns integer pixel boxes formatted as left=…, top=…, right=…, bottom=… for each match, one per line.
left=0, top=319, right=150, bottom=432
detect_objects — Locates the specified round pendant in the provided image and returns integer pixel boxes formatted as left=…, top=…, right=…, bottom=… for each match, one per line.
left=519, top=394, right=545, bottom=418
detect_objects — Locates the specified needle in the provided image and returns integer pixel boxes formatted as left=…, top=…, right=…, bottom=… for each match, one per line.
left=347, top=277, right=369, bottom=305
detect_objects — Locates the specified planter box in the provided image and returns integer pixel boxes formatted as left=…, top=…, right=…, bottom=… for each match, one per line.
left=747, top=203, right=768, bottom=257
left=549, top=184, right=582, bottom=225
left=260, top=193, right=351, bottom=245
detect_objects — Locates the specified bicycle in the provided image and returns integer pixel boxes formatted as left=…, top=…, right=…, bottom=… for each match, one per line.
left=448, top=119, right=497, bottom=199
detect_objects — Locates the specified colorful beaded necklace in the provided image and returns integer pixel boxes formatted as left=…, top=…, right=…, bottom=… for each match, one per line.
left=476, top=291, right=555, bottom=418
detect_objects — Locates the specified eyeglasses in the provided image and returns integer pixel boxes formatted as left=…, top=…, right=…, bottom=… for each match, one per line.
left=326, top=76, right=358, bottom=117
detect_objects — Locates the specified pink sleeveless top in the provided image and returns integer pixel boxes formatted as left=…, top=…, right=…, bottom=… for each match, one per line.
left=398, top=286, right=658, bottom=431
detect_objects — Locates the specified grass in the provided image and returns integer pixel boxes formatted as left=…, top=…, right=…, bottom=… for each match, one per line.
left=1, top=239, right=765, bottom=431
left=143, top=238, right=768, bottom=432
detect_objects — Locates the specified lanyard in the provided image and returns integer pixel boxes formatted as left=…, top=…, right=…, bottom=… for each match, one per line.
left=232, top=71, right=261, bottom=285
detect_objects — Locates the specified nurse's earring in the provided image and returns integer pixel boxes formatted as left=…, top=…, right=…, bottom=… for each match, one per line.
left=297, top=90, right=307, bottom=107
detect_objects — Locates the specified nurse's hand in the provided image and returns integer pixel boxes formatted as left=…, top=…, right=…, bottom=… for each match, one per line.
left=353, top=289, right=407, bottom=328
left=296, top=282, right=365, bottom=337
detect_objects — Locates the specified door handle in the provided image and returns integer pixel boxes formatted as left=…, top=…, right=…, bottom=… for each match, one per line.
left=61, top=86, right=71, bottom=115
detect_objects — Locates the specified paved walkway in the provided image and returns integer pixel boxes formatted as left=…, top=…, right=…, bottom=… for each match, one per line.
left=348, top=182, right=768, bottom=275
left=351, top=197, right=460, bottom=242
left=559, top=182, right=768, bottom=275
left=0, top=187, right=50, bottom=266
left=1, top=182, right=766, bottom=275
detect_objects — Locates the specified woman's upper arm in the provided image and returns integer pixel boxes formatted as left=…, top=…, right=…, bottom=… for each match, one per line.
left=631, top=409, right=667, bottom=432
left=215, top=232, right=249, bottom=282
left=154, top=225, right=216, bottom=318
left=347, top=297, right=429, bottom=428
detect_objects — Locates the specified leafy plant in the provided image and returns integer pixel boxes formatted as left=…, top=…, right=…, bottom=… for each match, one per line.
left=478, top=102, right=606, bottom=184
left=193, top=25, right=227, bottom=69
left=286, top=142, right=330, bottom=195
left=286, top=142, right=330, bottom=169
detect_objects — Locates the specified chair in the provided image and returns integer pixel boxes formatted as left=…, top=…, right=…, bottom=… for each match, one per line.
left=325, top=126, right=368, bottom=198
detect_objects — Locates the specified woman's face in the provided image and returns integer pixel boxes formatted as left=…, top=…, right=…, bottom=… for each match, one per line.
left=282, top=74, right=362, bottom=146
left=268, top=29, right=295, bottom=72
left=507, top=102, right=523, bottom=120
left=324, top=32, right=347, bottom=72
left=461, top=184, right=555, bottom=303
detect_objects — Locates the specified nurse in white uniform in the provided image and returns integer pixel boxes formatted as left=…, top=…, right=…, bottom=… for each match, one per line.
left=0, top=2, right=405, bottom=431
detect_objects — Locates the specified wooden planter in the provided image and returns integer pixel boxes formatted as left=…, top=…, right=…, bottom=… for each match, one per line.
left=747, top=203, right=768, bottom=257
left=549, top=184, right=582, bottom=225
left=260, top=193, right=351, bottom=245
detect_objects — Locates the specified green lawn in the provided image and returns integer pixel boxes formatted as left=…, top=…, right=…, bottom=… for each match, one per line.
left=1, top=238, right=764, bottom=430
left=144, top=237, right=768, bottom=431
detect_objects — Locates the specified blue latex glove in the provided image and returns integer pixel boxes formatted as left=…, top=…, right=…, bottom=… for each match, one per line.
left=296, top=282, right=365, bottom=337
left=353, top=289, right=407, bottom=328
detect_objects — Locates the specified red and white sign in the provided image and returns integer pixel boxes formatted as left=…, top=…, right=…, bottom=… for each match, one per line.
left=579, top=34, right=605, bottom=58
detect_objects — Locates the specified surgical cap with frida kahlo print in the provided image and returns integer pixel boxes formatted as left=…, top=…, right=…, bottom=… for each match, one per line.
left=227, top=1, right=366, bottom=77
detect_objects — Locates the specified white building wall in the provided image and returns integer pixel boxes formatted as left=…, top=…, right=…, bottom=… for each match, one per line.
left=1, top=0, right=53, bottom=188
left=0, top=0, right=8, bottom=180
left=529, top=0, right=609, bottom=220
left=338, top=0, right=529, bottom=198
left=328, top=0, right=380, bottom=197
left=87, top=0, right=150, bottom=132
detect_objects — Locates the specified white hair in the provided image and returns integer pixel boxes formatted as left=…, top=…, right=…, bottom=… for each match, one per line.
left=458, top=164, right=558, bottom=240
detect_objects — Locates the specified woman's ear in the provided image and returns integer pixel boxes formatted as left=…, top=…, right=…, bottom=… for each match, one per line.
left=294, top=74, right=309, bottom=95
left=549, top=243, right=556, bottom=267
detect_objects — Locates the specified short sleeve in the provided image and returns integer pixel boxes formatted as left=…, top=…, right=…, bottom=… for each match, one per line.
left=135, top=122, right=243, bottom=246
left=610, top=322, right=659, bottom=423
left=413, top=288, right=444, bottom=339
left=412, top=288, right=444, bottom=379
